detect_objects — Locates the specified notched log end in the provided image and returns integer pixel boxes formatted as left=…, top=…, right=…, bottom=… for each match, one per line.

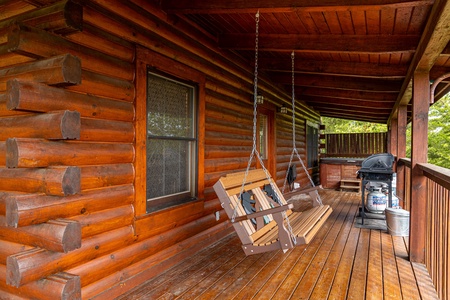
left=61, top=110, right=81, bottom=139
left=61, top=54, right=82, bottom=86
left=5, top=138, right=18, bottom=168
left=59, top=219, right=82, bottom=253
left=62, top=166, right=81, bottom=196
left=6, top=79, right=20, bottom=110
left=6, top=255, right=21, bottom=287
left=5, top=196, right=19, bottom=227
left=52, top=272, right=82, bottom=300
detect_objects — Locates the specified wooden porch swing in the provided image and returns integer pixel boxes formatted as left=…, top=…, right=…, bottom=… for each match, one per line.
left=213, top=12, right=332, bottom=256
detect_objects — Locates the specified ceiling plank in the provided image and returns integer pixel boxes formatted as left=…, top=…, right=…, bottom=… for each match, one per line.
left=219, top=34, right=419, bottom=54
left=299, top=87, right=398, bottom=101
left=162, top=0, right=434, bottom=14
left=302, top=96, right=395, bottom=108
left=272, top=73, right=403, bottom=92
left=259, top=58, right=408, bottom=78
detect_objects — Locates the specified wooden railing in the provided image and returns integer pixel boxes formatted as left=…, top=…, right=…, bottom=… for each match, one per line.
left=397, top=158, right=450, bottom=299
left=322, top=132, right=387, bottom=157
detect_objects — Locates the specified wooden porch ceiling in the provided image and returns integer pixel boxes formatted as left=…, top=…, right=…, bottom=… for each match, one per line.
left=161, top=0, right=450, bottom=124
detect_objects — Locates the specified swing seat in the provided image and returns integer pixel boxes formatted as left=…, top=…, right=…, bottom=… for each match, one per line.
left=213, top=169, right=332, bottom=255
left=283, top=185, right=324, bottom=206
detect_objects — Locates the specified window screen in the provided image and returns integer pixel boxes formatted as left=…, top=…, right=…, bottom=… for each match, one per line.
left=146, top=71, right=197, bottom=212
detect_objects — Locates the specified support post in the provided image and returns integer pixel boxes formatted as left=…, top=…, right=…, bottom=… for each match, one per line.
left=396, top=105, right=407, bottom=205
left=409, top=72, right=429, bottom=263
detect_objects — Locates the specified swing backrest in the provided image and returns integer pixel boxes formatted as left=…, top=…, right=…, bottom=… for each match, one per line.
left=214, top=169, right=290, bottom=244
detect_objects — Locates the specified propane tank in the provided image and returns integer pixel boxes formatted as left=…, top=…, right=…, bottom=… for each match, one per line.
left=367, top=187, right=387, bottom=213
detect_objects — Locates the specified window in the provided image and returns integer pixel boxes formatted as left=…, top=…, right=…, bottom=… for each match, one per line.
left=307, top=124, right=319, bottom=168
left=146, top=71, right=197, bottom=212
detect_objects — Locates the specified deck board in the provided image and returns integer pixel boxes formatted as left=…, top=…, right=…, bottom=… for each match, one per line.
left=117, top=190, right=439, bottom=300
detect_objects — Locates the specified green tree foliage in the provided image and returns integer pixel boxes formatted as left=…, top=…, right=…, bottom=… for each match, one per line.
left=321, top=117, right=387, bottom=134
left=323, top=93, right=450, bottom=169
left=425, top=94, right=450, bottom=168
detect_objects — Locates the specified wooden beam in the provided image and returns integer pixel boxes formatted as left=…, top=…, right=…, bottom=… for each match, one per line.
left=260, top=59, right=408, bottom=79
left=6, top=138, right=134, bottom=168
left=219, top=34, right=419, bottom=54
left=0, top=0, right=82, bottom=35
left=299, top=87, right=398, bottom=102
left=302, top=95, right=395, bottom=108
left=6, top=226, right=134, bottom=287
left=273, top=73, right=403, bottom=92
left=162, top=0, right=434, bottom=13
left=0, top=166, right=80, bottom=196
left=5, top=184, right=134, bottom=227
left=80, top=164, right=135, bottom=191
left=0, top=269, right=81, bottom=300
left=396, top=105, right=407, bottom=203
left=390, top=0, right=450, bottom=121
left=6, top=79, right=134, bottom=122
left=0, top=219, right=81, bottom=253
left=0, top=54, right=81, bottom=92
left=409, top=71, right=429, bottom=263
left=0, top=111, right=80, bottom=141
left=3, top=23, right=133, bottom=81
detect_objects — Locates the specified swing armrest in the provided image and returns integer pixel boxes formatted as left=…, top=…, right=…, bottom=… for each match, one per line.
left=231, top=203, right=293, bottom=223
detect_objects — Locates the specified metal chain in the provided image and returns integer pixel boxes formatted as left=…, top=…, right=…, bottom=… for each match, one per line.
left=231, top=12, right=297, bottom=245
left=281, top=51, right=322, bottom=205
left=232, top=10, right=260, bottom=222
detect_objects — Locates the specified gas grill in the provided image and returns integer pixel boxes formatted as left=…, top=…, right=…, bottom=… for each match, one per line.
left=357, top=153, right=395, bottom=224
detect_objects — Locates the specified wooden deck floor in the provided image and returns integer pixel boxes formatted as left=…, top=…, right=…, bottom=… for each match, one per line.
left=117, top=190, right=438, bottom=299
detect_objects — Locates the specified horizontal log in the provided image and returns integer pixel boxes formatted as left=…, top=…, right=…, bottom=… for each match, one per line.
left=0, top=93, right=33, bottom=118
left=5, top=184, right=134, bottom=227
left=0, top=0, right=82, bottom=35
left=0, top=51, right=34, bottom=68
left=134, top=200, right=204, bottom=239
left=5, top=23, right=134, bottom=81
left=80, top=118, right=134, bottom=142
left=0, top=110, right=80, bottom=141
left=0, top=1, right=35, bottom=20
left=0, top=166, right=80, bottom=196
left=0, top=284, right=28, bottom=300
left=204, top=157, right=251, bottom=173
left=70, top=204, right=134, bottom=238
left=80, top=164, right=134, bottom=191
left=81, top=222, right=233, bottom=299
left=0, top=240, right=32, bottom=265
left=6, top=225, right=134, bottom=287
left=7, top=79, right=135, bottom=121
left=0, top=54, right=81, bottom=92
left=67, top=22, right=135, bottom=62
left=0, top=267, right=81, bottom=300
left=0, top=219, right=81, bottom=253
left=68, top=211, right=226, bottom=288
left=68, top=70, right=135, bottom=102
left=6, top=138, right=134, bottom=168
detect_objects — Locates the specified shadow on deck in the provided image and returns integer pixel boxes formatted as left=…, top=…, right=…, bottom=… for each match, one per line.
left=117, top=190, right=438, bottom=299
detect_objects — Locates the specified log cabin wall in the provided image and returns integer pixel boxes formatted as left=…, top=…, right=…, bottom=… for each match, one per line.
left=0, top=0, right=321, bottom=299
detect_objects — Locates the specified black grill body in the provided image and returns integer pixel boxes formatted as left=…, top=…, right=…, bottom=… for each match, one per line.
left=357, top=153, right=395, bottom=224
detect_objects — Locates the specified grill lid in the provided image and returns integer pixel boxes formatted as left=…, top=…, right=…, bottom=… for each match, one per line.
left=357, top=153, right=395, bottom=178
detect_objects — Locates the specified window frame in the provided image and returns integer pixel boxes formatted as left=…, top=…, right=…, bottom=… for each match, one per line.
left=145, top=69, right=198, bottom=213
left=135, top=47, right=206, bottom=217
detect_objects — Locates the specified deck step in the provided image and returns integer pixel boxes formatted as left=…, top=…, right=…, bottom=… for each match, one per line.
left=340, top=179, right=361, bottom=192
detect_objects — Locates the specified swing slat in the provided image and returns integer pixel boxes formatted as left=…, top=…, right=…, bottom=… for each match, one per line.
left=213, top=169, right=332, bottom=255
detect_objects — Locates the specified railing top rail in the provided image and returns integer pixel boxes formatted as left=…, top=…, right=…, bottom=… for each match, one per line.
left=418, top=162, right=450, bottom=191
